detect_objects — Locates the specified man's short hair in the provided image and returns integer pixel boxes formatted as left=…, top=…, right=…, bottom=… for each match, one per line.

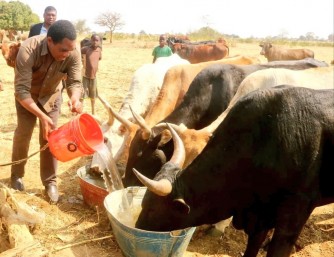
left=47, top=20, right=76, bottom=43
left=44, top=6, right=57, bottom=14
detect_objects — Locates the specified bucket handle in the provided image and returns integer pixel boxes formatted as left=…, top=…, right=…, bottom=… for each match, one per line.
left=67, top=142, right=78, bottom=152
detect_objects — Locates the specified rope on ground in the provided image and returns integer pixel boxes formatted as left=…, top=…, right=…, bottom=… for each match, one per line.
left=52, top=235, right=114, bottom=252
left=0, top=143, right=49, bottom=167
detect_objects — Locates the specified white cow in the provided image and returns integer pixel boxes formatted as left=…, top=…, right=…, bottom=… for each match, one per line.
left=91, top=54, right=189, bottom=174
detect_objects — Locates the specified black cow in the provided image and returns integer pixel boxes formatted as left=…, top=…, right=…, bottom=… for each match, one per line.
left=80, top=36, right=103, bottom=49
left=134, top=86, right=334, bottom=257
left=166, top=35, right=190, bottom=48
left=123, top=58, right=328, bottom=187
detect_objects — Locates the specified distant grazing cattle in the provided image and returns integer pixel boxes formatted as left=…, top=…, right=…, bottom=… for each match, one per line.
left=80, top=38, right=91, bottom=48
left=171, top=41, right=229, bottom=63
left=259, top=42, right=314, bottom=62
left=16, top=31, right=28, bottom=42
left=0, top=30, right=8, bottom=43
left=90, top=54, right=189, bottom=173
left=133, top=86, right=334, bottom=257
left=166, top=35, right=190, bottom=47
left=123, top=58, right=327, bottom=187
left=0, top=40, right=21, bottom=68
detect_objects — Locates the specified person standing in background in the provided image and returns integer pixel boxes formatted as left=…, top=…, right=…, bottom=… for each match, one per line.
left=11, top=20, right=83, bottom=204
left=28, top=6, right=57, bottom=37
left=81, top=34, right=102, bottom=115
left=152, top=34, right=172, bottom=63
left=28, top=6, right=68, bottom=106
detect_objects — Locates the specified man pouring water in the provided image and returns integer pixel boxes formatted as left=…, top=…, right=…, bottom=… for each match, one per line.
left=11, top=20, right=84, bottom=204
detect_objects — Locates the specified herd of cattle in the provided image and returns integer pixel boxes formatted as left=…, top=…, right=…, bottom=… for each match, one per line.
left=1, top=35, right=334, bottom=257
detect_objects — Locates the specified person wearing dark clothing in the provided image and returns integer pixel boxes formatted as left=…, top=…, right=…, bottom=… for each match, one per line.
left=28, top=6, right=59, bottom=92
left=28, top=6, right=57, bottom=37
left=11, top=20, right=83, bottom=204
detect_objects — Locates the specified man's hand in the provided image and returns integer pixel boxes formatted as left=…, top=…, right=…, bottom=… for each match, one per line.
left=40, top=114, right=55, bottom=140
left=68, top=98, right=83, bottom=114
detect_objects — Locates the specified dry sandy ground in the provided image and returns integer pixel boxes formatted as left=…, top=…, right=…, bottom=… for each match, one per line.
left=0, top=41, right=333, bottom=257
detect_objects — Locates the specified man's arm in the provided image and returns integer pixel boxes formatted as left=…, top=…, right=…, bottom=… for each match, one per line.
left=65, top=49, right=84, bottom=113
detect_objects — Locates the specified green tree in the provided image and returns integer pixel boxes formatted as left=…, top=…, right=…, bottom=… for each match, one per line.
left=73, top=19, right=90, bottom=35
left=95, top=11, right=124, bottom=43
left=0, top=1, right=39, bottom=31
left=188, top=27, right=223, bottom=41
left=305, top=32, right=316, bottom=41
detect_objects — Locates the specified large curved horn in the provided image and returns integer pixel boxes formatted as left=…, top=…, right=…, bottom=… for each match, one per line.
left=151, top=123, right=168, bottom=138
left=98, top=96, right=133, bottom=129
left=132, top=168, right=172, bottom=196
left=129, top=105, right=151, bottom=139
left=166, top=123, right=185, bottom=168
left=98, top=96, right=114, bottom=126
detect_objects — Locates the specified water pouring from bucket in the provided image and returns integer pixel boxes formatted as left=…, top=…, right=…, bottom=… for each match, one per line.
left=48, top=113, right=131, bottom=217
left=48, top=113, right=124, bottom=189
left=94, top=144, right=133, bottom=223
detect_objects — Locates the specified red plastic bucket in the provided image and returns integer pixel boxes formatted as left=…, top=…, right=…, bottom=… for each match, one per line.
left=48, top=113, right=103, bottom=162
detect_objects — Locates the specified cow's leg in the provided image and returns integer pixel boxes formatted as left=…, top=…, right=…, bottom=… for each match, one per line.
left=266, top=194, right=314, bottom=257
left=243, top=229, right=269, bottom=257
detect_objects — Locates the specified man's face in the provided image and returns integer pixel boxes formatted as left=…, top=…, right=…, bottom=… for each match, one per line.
left=44, top=11, right=57, bottom=26
left=47, top=37, right=76, bottom=61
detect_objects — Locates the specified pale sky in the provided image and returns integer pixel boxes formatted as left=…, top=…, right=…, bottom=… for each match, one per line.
left=18, top=0, right=333, bottom=39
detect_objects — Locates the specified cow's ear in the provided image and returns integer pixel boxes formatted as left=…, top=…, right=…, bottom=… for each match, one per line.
left=173, top=198, right=190, bottom=214
left=158, top=129, right=172, bottom=146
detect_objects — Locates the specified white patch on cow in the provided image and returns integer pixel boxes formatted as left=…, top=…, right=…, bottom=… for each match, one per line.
left=91, top=54, right=189, bottom=172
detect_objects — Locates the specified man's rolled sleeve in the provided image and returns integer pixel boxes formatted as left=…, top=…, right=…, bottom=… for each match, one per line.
left=14, top=45, right=34, bottom=101
left=65, top=49, right=83, bottom=98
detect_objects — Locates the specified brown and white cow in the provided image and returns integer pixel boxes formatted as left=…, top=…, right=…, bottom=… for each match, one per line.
left=143, top=55, right=260, bottom=128
left=123, top=58, right=329, bottom=187
left=90, top=54, right=190, bottom=173
left=95, top=55, right=261, bottom=175
left=171, top=40, right=229, bottom=63
left=259, top=42, right=314, bottom=62
left=0, top=40, right=21, bottom=68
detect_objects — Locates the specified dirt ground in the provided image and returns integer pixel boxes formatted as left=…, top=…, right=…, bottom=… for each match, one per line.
left=0, top=41, right=333, bottom=257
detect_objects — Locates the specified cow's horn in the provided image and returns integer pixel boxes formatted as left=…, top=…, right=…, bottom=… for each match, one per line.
left=129, top=105, right=151, bottom=139
left=98, top=96, right=133, bottom=129
left=98, top=96, right=115, bottom=126
left=166, top=123, right=185, bottom=168
left=132, top=168, right=172, bottom=196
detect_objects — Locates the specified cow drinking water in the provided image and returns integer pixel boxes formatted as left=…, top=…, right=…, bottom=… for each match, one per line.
left=134, top=86, right=334, bottom=257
